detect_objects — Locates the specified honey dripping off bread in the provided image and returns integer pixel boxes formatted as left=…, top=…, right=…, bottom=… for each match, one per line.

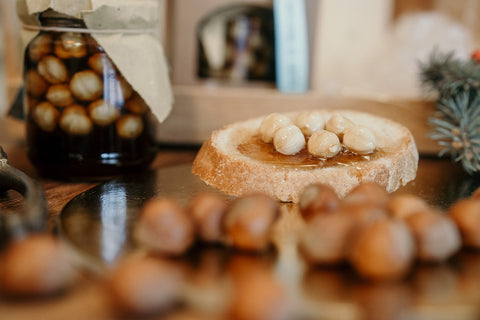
left=192, top=110, right=418, bottom=202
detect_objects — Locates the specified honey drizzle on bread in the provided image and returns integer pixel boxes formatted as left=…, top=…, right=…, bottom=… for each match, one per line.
left=192, top=110, right=418, bottom=202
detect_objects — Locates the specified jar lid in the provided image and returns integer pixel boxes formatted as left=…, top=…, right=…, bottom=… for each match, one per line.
left=39, top=9, right=85, bottom=27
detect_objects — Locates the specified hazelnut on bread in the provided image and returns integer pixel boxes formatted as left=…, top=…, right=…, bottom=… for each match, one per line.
left=192, top=110, right=418, bottom=202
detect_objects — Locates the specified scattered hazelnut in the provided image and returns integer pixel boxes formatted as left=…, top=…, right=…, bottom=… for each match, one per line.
left=46, top=84, right=74, bottom=107
left=125, top=92, right=149, bottom=114
left=188, top=192, right=227, bottom=242
left=294, top=111, right=324, bottom=136
left=0, top=234, right=74, bottom=296
left=343, top=126, right=377, bottom=155
left=307, top=130, right=341, bottom=158
left=229, top=268, right=292, bottom=320
left=38, top=55, right=69, bottom=84
left=351, top=282, right=411, bottom=320
left=344, top=182, right=389, bottom=209
left=449, top=199, right=480, bottom=248
left=411, top=265, right=460, bottom=306
left=387, top=194, right=431, bottom=220
left=117, top=75, right=133, bottom=101
left=54, top=32, right=87, bottom=59
left=116, top=114, right=144, bottom=139
left=325, top=113, right=354, bottom=139
left=88, top=99, right=120, bottom=126
left=259, top=113, right=292, bottom=143
left=60, top=105, right=93, bottom=135
left=70, top=70, right=103, bottom=101
left=108, top=256, right=183, bottom=316
left=88, top=53, right=112, bottom=75
left=25, top=69, right=48, bottom=97
left=339, top=203, right=388, bottom=226
left=32, top=101, right=60, bottom=132
left=405, top=209, right=461, bottom=262
left=349, top=219, right=415, bottom=280
left=298, top=183, right=340, bottom=220
left=299, top=211, right=355, bottom=265
left=26, top=96, right=39, bottom=112
left=134, top=198, right=195, bottom=255
left=224, top=194, right=279, bottom=252
left=28, top=33, right=52, bottom=62
left=273, top=125, right=305, bottom=155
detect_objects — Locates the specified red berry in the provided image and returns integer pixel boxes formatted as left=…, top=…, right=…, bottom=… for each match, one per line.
left=471, top=50, right=480, bottom=63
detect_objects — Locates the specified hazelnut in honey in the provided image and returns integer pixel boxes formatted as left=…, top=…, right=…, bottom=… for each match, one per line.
left=23, top=13, right=157, bottom=179
left=193, top=110, right=418, bottom=202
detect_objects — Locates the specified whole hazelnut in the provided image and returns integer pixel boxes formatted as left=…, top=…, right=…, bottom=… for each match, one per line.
left=449, top=199, right=480, bottom=248
left=339, top=202, right=388, bottom=226
left=299, top=211, right=355, bottom=265
left=117, top=75, right=133, bottom=101
left=54, top=32, right=87, bottom=59
left=32, top=101, right=60, bottom=132
left=405, top=209, right=461, bottom=262
left=108, top=256, right=183, bottom=316
left=349, top=219, right=415, bottom=280
left=46, top=84, right=74, bottom=107
left=412, top=265, right=460, bottom=306
left=188, top=192, right=227, bottom=242
left=344, top=182, right=389, bottom=209
left=25, top=69, right=48, bottom=97
left=298, top=183, right=340, bottom=220
left=26, top=96, right=39, bottom=112
left=116, top=114, right=144, bottom=139
left=88, top=100, right=120, bottom=126
left=125, top=92, right=149, bottom=114
left=295, top=111, right=324, bottom=136
left=387, top=194, right=431, bottom=220
left=343, top=126, right=377, bottom=155
left=259, top=113, right=293, bottom=143
left=38, top=55, right=69, bottom=84
left=229, top=269, right=292, bottom=320
left=307, top=130, right=341, bottom=158
left=60, top=105, right=93, bottom=135
left=28, top=33, right=52, bottom=62
left=88, top=53, right=111, bottom=75
left=134, top=198, right=195, bottom=255
left=273, top=125, right=306, bottom=155
left=0, top=234, right=74, bottom=296
left=325, top=113, right=354, bottom=139
left=70, top=70, right=103, bottom=101
left=224, top=194, right=279, bottom=252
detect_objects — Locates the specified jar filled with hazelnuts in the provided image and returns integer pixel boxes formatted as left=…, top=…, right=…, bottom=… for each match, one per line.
left=22, top=9, right=162, bottom=179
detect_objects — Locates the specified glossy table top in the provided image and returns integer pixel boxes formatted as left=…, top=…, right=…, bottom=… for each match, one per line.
left=1, top=117, right=480, bottom=320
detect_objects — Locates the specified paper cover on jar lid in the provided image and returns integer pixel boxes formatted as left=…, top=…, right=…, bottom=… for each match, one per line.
left=17, top=0, right=173, bottom=123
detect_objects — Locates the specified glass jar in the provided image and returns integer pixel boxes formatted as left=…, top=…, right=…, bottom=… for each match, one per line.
left=23, top=15, right=157, bottom=179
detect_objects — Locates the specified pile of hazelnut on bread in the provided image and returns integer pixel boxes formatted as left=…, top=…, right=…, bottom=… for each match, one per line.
left=259, top=112, right=378, bottom=157
left=25, top=32, right=148, bottom=139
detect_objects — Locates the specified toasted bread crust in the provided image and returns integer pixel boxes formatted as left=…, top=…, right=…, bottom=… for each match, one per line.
left=192, top=110, right=419, bottom=202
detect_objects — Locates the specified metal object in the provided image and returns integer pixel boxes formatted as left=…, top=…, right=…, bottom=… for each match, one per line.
left=0, top=146, right=47, bottom=240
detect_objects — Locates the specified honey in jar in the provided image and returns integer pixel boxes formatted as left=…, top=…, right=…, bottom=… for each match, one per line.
left=23, top=12, right=157, bottom=179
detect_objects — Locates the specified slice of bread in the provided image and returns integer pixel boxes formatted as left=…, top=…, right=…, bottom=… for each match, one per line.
left=192, top=110, right=418, bottom=202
